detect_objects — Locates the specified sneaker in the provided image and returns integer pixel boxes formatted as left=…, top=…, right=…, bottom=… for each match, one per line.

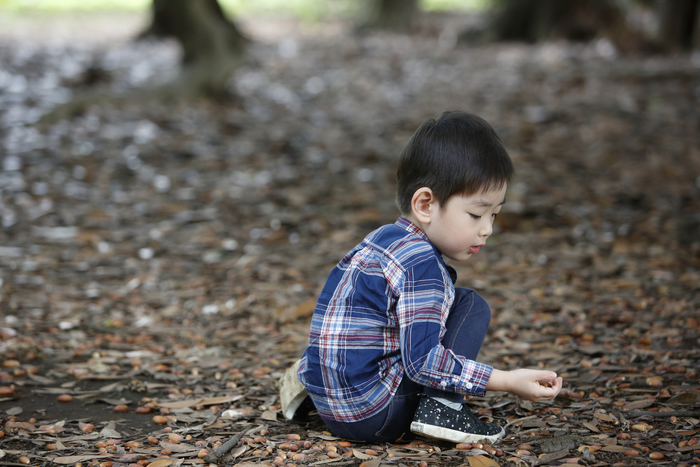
left=410, top=395, right=505, bottom=444
left=279, top=359, right=310, bottom=420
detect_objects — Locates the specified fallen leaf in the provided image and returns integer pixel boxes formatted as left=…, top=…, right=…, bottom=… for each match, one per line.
left=593, top=413, right=615, bottom=422
left=49, top=455, right=111, bottom=464
left=622, top=399, right=656, bottom=411
left=666, top=392, right=697, bottom=405
left=199, top=395, right=245, bottom=406
left=353, top=449, right=373, bottom=460
left=359, top=453, right=386, bottom=467
left=4, top=421, right=35, bottom=432
left=466, top=455, right=499, bottom=467
left=582, top=421, right=599, bottom=432
left=99, top=422, right=121, bottom=438
left=159, top=442, right=198, bottom=453
left=601, top=445, right=629, bottom=452
left=231, top=445, right=247, bottom=458
left=220, top=407, right=256, bottom=419
left=157, top=399, right=204, bottom=409
left=147, top=459, right=175, bottom=467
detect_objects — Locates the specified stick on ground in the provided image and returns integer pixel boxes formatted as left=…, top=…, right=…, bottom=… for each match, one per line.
left=203, top=426, right=253, bottom=463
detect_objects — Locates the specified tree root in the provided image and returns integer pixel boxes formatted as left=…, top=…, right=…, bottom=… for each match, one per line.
left=38, top=58, right=239, bottom=125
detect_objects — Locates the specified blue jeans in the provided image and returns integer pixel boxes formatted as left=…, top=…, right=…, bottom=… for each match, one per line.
left=320, top=288, right=491, bottom=443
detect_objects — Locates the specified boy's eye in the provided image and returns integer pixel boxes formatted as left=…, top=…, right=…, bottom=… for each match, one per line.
left=469, top=213, right=481, bottom=220
left=492, top=213, right=499, bottom=219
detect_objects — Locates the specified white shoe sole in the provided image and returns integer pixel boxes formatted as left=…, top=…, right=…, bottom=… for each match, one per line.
left=410, top=421, right=505, bottom=444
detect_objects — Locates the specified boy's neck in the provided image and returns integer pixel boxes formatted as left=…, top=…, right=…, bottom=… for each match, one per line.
left=404, top=213, right=427, bottom=234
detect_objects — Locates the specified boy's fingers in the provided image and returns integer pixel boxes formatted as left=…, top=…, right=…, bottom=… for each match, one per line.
left=533, top=370, right=558, bottom=382
left=535, top=372, right=559, bottom=386
left=533, top=376, right=563, bottom=400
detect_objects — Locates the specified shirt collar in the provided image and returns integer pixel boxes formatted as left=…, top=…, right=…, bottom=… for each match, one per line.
left=396, top=216, right=429, bottom=242
left=396, top=217, right=457, bottom=284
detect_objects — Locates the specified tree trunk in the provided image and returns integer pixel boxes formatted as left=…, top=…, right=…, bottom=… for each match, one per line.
left=485, top=0, right=625, bottom=43
left=658, top=0, right=700, bottom=50
left=143, top=0, right=247, bottom=96
left=40, top=0, right=247, bottom=123
left=361, top=0, right=419, bottom=32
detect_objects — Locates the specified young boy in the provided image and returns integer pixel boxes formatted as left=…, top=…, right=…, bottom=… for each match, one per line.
left=295, top=111, right=563, bottom=444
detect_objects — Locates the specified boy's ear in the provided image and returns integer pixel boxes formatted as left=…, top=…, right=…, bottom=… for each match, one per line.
left=411, top=187, right=434, bottom=224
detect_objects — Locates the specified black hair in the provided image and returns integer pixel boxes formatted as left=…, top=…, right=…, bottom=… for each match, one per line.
left=396, top=110, right=514, bottom=215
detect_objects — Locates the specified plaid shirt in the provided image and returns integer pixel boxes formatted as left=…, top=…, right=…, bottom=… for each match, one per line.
left=298, top=217, right=493, bottom=423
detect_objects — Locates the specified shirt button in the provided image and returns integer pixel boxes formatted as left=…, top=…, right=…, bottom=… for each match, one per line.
left=440, top=381, right=447, bottom=387
left=466, top=382, right=473, bottom=389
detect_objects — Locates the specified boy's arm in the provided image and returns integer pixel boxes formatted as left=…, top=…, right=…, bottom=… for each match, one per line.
left=486, top=368, right=563, bottom=401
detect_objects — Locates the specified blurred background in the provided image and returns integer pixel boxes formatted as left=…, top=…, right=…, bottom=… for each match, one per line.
left=0, top=0, right=698, bottom=439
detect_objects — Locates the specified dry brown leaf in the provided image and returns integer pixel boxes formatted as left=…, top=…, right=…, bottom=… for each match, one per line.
left=231, top=445, right=247, bottom=458
left=159, top=441, right=199, bottom=453
left=601, top=445, right=629, bottom=452
left=199, top=395, right=245, bottom=406
left=4, top=421, right=36, bottom=432
left=593, top=413, right=615, bottom=423
left=622, top=399, right=656, bottom=411
left=49, top=455, right=111, bottom=464
left=147, top=459, right=176, bottom=467
left=466, top=455, right=499, bottom=467
left=352, top=449, right=373, bottom=460
left=359, top=453, right=386, bottom=467
left=157, top=399, right=204, bottom=409
left=666, top=392, right=697, bottom=405
left=582, top=421, right=599, bottom=432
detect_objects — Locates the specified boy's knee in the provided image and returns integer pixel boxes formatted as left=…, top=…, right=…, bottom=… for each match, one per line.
left=469, top=290, right=492, bottom=325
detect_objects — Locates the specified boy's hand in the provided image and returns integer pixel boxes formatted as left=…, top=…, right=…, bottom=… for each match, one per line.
left=486, top=368, right=563, bottom=401
left=507, top=369, right=563, bottom=401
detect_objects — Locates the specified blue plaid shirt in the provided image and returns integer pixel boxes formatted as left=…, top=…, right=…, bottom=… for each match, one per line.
left=298, top=217, right=493, bottom=423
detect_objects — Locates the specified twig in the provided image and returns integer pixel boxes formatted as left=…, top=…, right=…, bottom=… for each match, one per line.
left=505, top=414, right=539, bottom=427
left=626, top=410, right=700, bottom=418
left=203, top=426, right=253, bottom=463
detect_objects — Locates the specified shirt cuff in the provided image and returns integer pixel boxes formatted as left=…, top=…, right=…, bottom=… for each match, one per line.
left=455, top=360, right=493, bottom=396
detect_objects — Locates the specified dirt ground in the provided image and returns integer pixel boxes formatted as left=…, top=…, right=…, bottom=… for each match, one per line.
left=0, top=9, right=699, bottom=467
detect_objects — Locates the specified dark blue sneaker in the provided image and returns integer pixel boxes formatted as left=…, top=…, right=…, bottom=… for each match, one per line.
left=410, top=395, right=505, bottom=443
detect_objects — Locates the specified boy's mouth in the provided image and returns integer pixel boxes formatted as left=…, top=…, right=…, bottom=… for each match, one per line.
left=469, top=244, right=485, bottom=254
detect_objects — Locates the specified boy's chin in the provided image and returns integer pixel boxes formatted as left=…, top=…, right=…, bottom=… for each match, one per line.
left=446, top=252, right=472, bottom=261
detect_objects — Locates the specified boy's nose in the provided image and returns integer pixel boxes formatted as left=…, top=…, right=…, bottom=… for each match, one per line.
left=481, top=221, right=493, bottom=238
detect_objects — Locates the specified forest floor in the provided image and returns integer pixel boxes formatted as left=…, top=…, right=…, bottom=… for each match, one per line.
left=0, top=10, right=699, bottom=467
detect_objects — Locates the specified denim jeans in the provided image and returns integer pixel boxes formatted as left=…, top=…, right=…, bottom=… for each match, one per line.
left=320, top=287, right=491, bottom=443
